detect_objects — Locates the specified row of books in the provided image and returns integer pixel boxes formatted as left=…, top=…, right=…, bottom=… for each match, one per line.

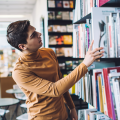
left=59, top=60, right=82, bottom=70
left=48, top=0, right=74, bottom=8
left=74, top=7, right=120, bottom=58
left=48, top=24, right=73, bottom=32
left=48, top=11, right=73, bottom=20
left=73, top=61, right=120, bottom=120
left=78, top=109, right=111, bottom=120
left=50, top=47, right=73, bottom=57
left=73, top=0, right=109, bottom=23
left=49, top=35, right=72, bottom=45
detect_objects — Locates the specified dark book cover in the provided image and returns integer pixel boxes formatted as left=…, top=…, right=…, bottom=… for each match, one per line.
left=48, top=11, right=55, bottom=19
left=55, top=11, right=62, bottom=20
left=55, top=1, right=63, bottom=8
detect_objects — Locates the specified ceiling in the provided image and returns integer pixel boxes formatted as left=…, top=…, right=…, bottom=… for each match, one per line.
left=0, top=0, right=37, bottom=15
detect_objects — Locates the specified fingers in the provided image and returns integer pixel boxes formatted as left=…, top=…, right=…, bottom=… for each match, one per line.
left=88, top=40, right=94, bottom=51
left=91, top=47, right=104, bottom=54
left=95, top=54, right=103, bottom=59
left=92, top=51, right=104, bottom=57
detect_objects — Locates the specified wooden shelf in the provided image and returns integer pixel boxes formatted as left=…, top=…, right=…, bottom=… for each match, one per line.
left=49, top=44, right=73, bottom=47
left=48, top=32, right=73, bottom=35
left=48, top=20, right=73, bottom=25
left=48, top=8, right=74, bottom=11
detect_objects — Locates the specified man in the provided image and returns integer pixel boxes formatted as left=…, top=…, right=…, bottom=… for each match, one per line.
left=7, top=20, right=104, bottom=120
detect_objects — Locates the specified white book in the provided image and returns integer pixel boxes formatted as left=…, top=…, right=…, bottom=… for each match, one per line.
left=109, top=13, right=117, bottom=58
left=117, top=13, right=120, bottom=57
left=92, top=7, right=117, bottom=58
left=84, top=108, right=97, bottom=120
left=85, top=76, right=88, bottom=103
left=109, top=73, right=120, bottom=120
left=92, top=75, right=96, bottom=108
left=75, top=82, right=77, bottom=95
left=90, top=111, right=101, bottom=120
left=101, top=72, right=108, bottom=116
left=96, top=113, right=110, bottom=120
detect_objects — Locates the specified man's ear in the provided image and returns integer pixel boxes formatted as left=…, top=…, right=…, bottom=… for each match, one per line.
left=18, top=44, right=27, bottom=50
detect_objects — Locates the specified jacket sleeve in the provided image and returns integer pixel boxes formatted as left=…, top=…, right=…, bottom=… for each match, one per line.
left=54, top=51, right=75, bottom=109
left=12, top=62, right=87, bottom=98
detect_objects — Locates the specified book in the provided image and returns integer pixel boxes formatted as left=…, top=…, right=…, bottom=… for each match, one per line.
left=55, top=11, right=62, bottom=20
left=103, top=66, right=120, bottom=119
left=97, top=75, right=104, bottom=113
left=98, top=0, right=110, bottom=7
left=70, top=11, right=73, bottom=20
left=72, top=60, right=79, bottom=69
left=64, top=47, right=73, bottom=57
left=92, top=7, right=115, bottom=58
left=63, top=1, right=70, bottom=8
left=63, top=35, right=72, bottom=45
left=48, top=11, right=55, bottom=19
left=60, top=26, right=67, bottom=32
left=49, top=36, right=57, bottom=45
left=67, top=25, right=73, bottom=32
left=70, top=0, right=74, bottom=8
left=109, top=73, right=120, bottom=120
left=53, top=25, right=61, bottom=32
left=48, top=25, right=53, bottom=32
left=48, top=0, right=55, bottom=7
left=117, top=13, right=120, bottom=57
left=56, top=48, right=65, bottom=57
left=62, top=12, right=70, bottom=20
left=59, top=63, right=65, bottom=69
left=55, top=1, right=63, bottom=8
left=65, top=61, right=72, bottom=70
left=56, top=36, right=64, bottom=45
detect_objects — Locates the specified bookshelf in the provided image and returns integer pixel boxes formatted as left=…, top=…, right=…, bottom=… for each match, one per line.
left=47, top=0, right=78, bottom=75
left=73, top=0, right=120, bottom=119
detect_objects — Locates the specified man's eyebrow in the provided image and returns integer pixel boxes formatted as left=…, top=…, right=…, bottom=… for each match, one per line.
left=30, top=28, right=36, bottom=38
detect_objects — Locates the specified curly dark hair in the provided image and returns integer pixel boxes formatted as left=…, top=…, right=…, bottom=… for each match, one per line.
left=6, top=20, right=30, bottom=51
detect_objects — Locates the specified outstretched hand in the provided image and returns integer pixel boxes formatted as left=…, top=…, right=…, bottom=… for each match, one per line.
left=82, top=40, right=104, bottom=67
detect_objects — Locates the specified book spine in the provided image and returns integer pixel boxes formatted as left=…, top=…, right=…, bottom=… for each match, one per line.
left=103, top=68, right=113, bottom=119
left=107, top=76, right=116, bottom=120
left=117, top=13, right=120, bottom=57
left=101, top=72, right=108, bottom=115
left=96, top=79, right=100, bottom=111
left=112, top=78, right=120, bottom=120
left=78, top=25, right=81, bottom=58
left=98, top=75, right=104, bottom=113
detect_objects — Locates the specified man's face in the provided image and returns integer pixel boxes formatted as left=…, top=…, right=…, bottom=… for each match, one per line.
left=26, top=25, right=42, bottom=52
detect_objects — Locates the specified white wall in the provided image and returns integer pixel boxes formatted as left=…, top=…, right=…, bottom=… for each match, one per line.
left=31, top=0, right=48, bottom=48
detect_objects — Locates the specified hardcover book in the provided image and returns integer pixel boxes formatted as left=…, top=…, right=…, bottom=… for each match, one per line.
left=63, top=35, right=72, bottom=44
left=48, top=11, right=55, bottom=19
left=67, top=25, right=73, bottom=32
left=56, top=47, right=65, bottom=57
left=91, top=7, right=117, bottom=58
left=48, top=0, right=55, bottom=7
left=62, top=12, right=70, bottom=20
left=55, top=11, right=62, bottom=20
left=49, top=36, right=57, bottom=45
left=48, top=25, right=53, bottom=32
left=70, top=0, right=74, bottom=8
left=63, top=1, right=70, bottom=8
left=60, top=26, right=67, bottom=32
left=65, top=61, right=72, bottom=70
left=53, top=25, right=61, bottom=32
left=55, top=1, right=63, bottom=8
